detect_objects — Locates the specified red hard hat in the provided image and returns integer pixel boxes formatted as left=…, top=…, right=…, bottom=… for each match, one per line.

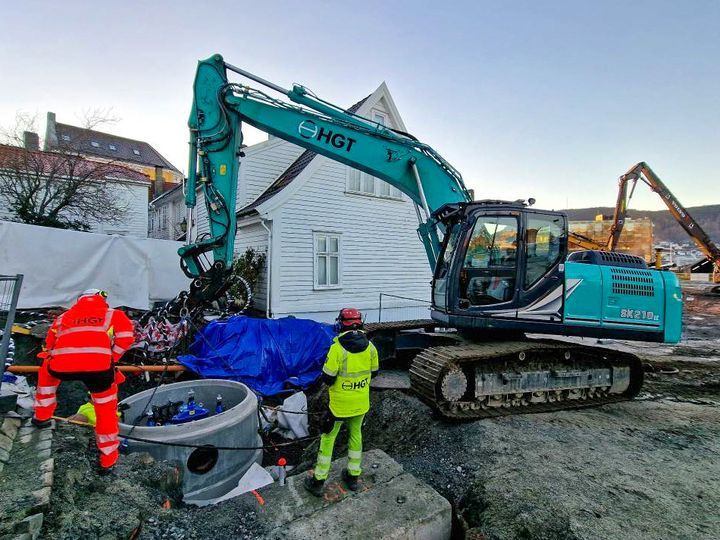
left=337, top=308, right=362, bottom=329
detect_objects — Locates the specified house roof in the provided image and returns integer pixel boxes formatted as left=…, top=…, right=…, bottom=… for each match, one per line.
left=150, top=182, right=184, bottom=205
left=49, top=123, right=181, bottom=173
left=237, top=95, right=370, bottom=218
left=0, top=143, right=150, bottom=183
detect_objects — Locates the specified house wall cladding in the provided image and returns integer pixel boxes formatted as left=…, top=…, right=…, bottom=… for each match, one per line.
left=234, top=220, right=270, bottom=313
left=274, top=156, right=432, bottom=322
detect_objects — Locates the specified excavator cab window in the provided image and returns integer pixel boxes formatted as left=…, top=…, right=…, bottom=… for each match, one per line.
left=524, top=215, right=565, bottom=288
left=459, top=216, right=518, bottom=306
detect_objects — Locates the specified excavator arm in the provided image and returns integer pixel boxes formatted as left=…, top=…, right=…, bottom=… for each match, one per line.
left=180, top=54, right=470, bottom=302
left=608, top=162, right=720, bottom=279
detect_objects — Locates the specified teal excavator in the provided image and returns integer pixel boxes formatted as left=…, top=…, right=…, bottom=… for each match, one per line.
left=179, top=54, right=683, bottom=419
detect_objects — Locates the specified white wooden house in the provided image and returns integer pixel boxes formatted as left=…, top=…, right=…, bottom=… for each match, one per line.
left=191, top=83, right=432, bottom=323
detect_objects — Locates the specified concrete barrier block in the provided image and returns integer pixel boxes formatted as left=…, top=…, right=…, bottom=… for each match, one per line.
left=258, top=450, right=451, bottom=540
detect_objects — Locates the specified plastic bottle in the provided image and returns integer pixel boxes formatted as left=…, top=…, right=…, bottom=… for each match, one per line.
left=278, top=457, right=287, bottom=486
left=215, top=394, right=224, bottom=414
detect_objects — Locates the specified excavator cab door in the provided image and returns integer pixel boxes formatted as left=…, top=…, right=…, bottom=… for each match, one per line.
left=456, top=212, right=520, bottom=311
left=434, top=204, right=568, bottom=328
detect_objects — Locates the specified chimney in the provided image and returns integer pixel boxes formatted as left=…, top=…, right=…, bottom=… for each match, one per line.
left=44, top=111, right=57, bottom=150
left=23, top=131, right=40, bottom=151
left=154, top=166, right=164, bottom=197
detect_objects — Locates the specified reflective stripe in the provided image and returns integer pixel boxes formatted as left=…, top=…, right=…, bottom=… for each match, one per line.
left=348, top=450, right=362, bottom=460
left=56, top=326, right=108, bottom=338
left=316, top=455, right=332, bottom=465
left=343, top=370, right=371, bottom=378
left=114, top=331, right=134, bottom=339
left=102, top=310, right=114, bottom=331
left=341, top=349, right=348, bottom=376
left=347, top=462, right=361, bottom=472
left=52, top=346, right=112, bottom=356
left=98, top=442, right=120, bottom=455
left=91, top=393, right=117, bottom=405
left=337, top=349, right=371, bottom=378
left=36, top=385, right=58, bottom=394
left=34, top=396, right=57, bottom=407
left=96, top=433, right=119, bottom=443
left=322, top=365, right=338, bottom=376
left=111, top=345, right=125, bottom=355
left=315, top=464, right=330, bottom=473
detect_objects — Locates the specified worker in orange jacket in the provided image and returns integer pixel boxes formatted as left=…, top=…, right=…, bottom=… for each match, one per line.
left=32, top=289, right=135, bottom=474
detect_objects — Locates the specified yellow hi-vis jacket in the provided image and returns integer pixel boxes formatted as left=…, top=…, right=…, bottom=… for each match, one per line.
left=322, top=332, right=379, bottom=418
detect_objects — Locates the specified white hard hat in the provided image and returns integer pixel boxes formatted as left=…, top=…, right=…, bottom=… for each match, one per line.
left=79, top=288, right=108, bottom=299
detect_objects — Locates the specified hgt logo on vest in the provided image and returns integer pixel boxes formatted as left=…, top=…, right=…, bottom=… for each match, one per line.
left=71, top=317, right=103, bottom=325
left=298, top=120, right=357, bottom=152
left=341, top=378, right=369, bottom=391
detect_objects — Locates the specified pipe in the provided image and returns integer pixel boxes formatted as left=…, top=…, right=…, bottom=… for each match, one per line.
left=223, top=62, right=290, bottom=95
left=7, top=365, right=186, bottom=374
left=410, top=159, right=432, bottom=220
left=260, top=218, right=272, bottom=319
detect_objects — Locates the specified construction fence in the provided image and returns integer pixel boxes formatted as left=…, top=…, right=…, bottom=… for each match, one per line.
left=0, top=274, right=23, bottom=382
left=377, top=293, right=431, bottom=323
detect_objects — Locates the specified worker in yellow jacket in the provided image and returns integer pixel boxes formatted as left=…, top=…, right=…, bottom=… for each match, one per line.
left=305, top=308, right=378, bottom=496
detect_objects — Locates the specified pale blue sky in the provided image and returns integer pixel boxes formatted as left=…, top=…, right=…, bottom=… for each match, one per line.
left=1, top=0, right=718, bottom=210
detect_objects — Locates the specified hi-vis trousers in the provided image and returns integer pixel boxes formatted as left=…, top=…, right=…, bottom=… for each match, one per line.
left=313, top=414, right=364, bottom=481
left=34, top=362, right=123, bottom=469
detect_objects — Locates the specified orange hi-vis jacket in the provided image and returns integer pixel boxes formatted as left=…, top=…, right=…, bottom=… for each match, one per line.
left=45, top=295, right=135, bottom=373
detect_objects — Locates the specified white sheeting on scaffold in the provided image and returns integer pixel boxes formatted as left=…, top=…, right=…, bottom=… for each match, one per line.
left=0, top=220, right=190, bottom=309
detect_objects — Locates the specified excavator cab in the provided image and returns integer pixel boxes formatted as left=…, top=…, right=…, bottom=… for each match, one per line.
left=432, top=201, right=567, bottom=331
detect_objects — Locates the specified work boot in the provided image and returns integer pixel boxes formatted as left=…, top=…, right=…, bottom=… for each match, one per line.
left=303, top=475, right=325, bottom=497
left=97, top=464, right=116, bottom=477
left=30, top=417, right=52, bottom=429
left=342, top=469, right=359, bottom=491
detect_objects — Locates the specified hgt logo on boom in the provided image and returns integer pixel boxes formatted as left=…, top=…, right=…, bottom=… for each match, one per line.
left=298, top=120, right=357, bottom=152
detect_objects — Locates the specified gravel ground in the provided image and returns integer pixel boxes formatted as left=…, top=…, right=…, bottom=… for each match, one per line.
left=43, top=424, right=266, bottom=540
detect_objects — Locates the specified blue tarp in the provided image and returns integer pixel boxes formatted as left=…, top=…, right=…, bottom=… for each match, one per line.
left=177, top=316, right=336, bottom=396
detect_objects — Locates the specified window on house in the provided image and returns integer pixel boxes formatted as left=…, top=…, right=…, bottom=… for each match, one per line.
left=91, top=141, right=100, bottom=148
left=132, top=149, right=141, bottom=156
left=159, top=206, right=168, bottom=230
left=314, top=233, right=341, bottom=289
left=347, top=169, right=402, bottom=199
left=346, top=110, right=402, bottom=199
left=109, top=144, right=117, bottom=151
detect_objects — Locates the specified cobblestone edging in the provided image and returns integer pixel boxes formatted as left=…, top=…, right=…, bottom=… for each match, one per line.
left=0, top=417, right=55, bottom=540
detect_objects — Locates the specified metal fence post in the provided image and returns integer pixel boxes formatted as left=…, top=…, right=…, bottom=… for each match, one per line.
left=378, top=293, right=383, bottom=323
left=0, top=274, right=24, bottom=392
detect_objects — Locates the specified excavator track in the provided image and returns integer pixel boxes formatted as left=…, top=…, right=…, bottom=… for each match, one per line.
left=409, top=340, right=644, bottom=420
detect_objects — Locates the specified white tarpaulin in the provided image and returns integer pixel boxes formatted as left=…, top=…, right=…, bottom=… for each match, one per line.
left=0, top=220, right=190, bottom=309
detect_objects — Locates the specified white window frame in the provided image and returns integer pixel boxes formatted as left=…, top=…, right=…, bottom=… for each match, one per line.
left=313, top=232, right=342, bottom=290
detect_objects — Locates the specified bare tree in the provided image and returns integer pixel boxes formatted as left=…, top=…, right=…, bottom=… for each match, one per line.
left=0, top=113, right=137, bottom=231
